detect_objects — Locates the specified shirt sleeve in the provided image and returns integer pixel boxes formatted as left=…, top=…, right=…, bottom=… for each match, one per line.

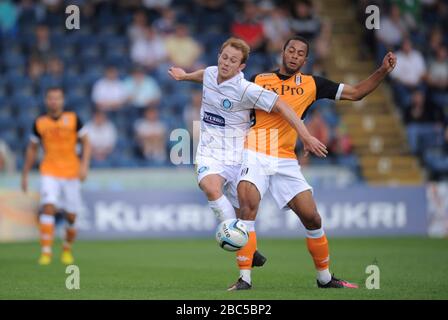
left=30, top=119, right=41, bottom=143
left=243, top=81, right=278, bottom=113
left=313, top=76, right=345, bottom=101
left=76, top=114, right=88, bottom=137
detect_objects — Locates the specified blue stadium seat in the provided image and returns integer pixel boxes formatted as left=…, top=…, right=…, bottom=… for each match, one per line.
left=36, top=75, right=64, bottom=94
left=1, top=51, right=26, bottom=69
left=0, top=128, right=20, bottom=149
left=5, top=72, right=28, bottom=91
left=424, top=150, right=448, bottom=175
left=11, top=94, right=41, bottom=117
left=10, top=79, right=34, bottom=96
left=407, top=124, right=444, bottom=155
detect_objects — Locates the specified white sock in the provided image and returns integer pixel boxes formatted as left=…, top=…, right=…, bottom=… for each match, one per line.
left=241, top=220, right=255, bottom=232
left=39, top=214, right=55, bottom=225
left=305, top=227, right=325, bottom=239
left=40, top=214, right=55, bottom=254
left=240, top=269, right=251, bottom=284
left=208, top=195, right=235, bottom=222
left=317, top=269, right=332, bottom=285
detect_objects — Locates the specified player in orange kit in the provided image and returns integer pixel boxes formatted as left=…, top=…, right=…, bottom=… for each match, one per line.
left=21, top=87, right=91, bottom=265
left=230, top=35, right=397, bottom=290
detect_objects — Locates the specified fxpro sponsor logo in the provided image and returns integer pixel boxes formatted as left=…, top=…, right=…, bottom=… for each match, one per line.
left=91, top=201, right=216, bottom=232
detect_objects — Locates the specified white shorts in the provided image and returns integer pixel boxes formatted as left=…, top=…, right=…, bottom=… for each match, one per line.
left=196, top=157, right=240, bottom=208
left=238, top=149, right=312, bottom=210
left=40, top=175, right=82, bottom=214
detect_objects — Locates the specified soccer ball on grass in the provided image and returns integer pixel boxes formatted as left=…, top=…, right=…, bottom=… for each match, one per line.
left=215, top=219, right=249, bottom=251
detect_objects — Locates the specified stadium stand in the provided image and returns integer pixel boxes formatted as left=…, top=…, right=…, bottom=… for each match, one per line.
left=0, top=0, right=446, bottom=183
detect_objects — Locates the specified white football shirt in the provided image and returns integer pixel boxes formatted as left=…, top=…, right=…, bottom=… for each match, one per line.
left=197, top=66, right=278, bottom=165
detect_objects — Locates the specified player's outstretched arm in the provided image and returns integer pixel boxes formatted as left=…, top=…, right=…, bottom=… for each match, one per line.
left=272, top=99, right=328, bottom=158
left=168, top=67, right=204, bottom=83
left=79, top=134, right=91, bottom=182
left=340, top=52, right=397, bottom=101
left=21, top=142, right=38, bottom=193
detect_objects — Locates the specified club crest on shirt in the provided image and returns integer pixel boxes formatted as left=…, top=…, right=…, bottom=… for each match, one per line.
left=295, top=75, right=302, bottom=86
left=222, top=98, right=233, bottom=110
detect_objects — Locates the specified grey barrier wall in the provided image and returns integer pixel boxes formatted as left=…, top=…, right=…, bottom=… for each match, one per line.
left=75, top=186, right=427, bottom=239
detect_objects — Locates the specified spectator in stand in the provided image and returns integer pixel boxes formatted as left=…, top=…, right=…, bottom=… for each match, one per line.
left=331, top=124, right=353, bottom=156
left=46, top=55, right=64, bottom=79
left=142, top=0, right=172, bottom=20
left=153, top=7, right=177, bottom=35
left=289, top=0, right=321, bottom=41
left=390, top=38, right=426, bottom=108
left=130, top=25, right=168, bottom=72
left=375, top=4, right=408, bottom=64
left=263, top=6, right=291, bottom=54
left=124, top=66, right=161, bottom=109
left=231, top=1, right=266, bottom=53
left=192, top=0, right=232, bottom=34
left=183, top=90, right=202, bottom=147
left=28, top=24, right=52, bottom=59
left=127, top=10, right=148, bottom=44
left=0, top=0, right=18, bottom=37
left=165, top=22, right=203, bottom=71
left=134, top=107, right=168, bottom=164
left=92, top=66, right=128, bottom=111
left=404, top=90, right=445, bottom=155
left=427, top=45, right=448, bottom=110
left=28, top=55, right=46, bottom=81
left=314, top=18, right=332, bottom=62
left=426, top=27, right=444, bottom=58
left=391, top=0, right=421, bottom=31
left=404, top=91, right=444, bottom=125
left=84, top=110, right=118, bottom=162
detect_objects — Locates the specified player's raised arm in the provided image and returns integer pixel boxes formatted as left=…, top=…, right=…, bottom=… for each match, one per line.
left=340, top=52, right=397, bottom=101
left=272, top=99, right=328, bottom=158
left=168, top=67, right=204, bottom=83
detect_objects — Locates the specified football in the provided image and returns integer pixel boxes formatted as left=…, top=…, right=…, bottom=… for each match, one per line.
left=215, top=219, right=249, bottom=251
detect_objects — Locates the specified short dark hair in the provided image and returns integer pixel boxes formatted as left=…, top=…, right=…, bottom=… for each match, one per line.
left=45, top=86, right=64, bottom=95
left=283, top=36, right=310, bottom=57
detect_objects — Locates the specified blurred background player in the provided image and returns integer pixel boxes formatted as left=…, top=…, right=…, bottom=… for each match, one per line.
left=234, top=36, right=397, bottom=290
left=21, top=87, right=91, bottom=265
left=168, top=37, right=327, bottom=289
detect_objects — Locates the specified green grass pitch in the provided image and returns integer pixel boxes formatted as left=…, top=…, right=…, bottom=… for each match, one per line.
left=1, top=237, right=447, bottom=299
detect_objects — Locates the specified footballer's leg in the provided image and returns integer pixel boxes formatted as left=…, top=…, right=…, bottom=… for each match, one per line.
left=61, top=213, right=76, bottom=265
left=38, top=176, right=60, bottom=265
left=199, top=174, right=235, bottom=221
left=227, top=180, right=262, bottom=291
left=225, top=174, right=267, bottom=270
left=60, top=178, right=81, bottom=265
left=288, top=190, right=358, bottom=288
left=38, top=203, right=56, bottom=265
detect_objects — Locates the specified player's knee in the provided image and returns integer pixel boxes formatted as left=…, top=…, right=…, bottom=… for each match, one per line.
left=305, top=213, right=322, bottom=230
left=202, top=186, right=222, bottom=201
left=66, top=214, right=76, bottom=225
left=42, top=204, right=56, bottom=215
